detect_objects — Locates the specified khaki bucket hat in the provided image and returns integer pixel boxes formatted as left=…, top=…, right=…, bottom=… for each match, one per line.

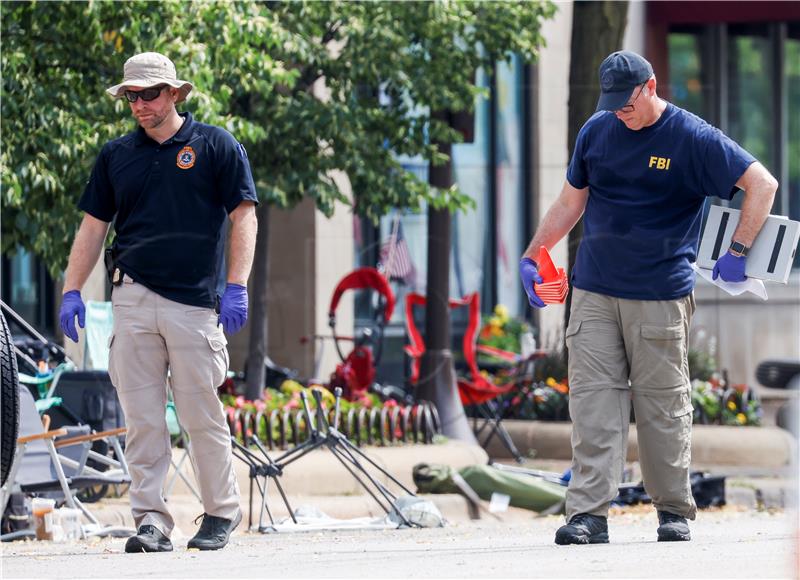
left=106, top=52, right=193, bottom=103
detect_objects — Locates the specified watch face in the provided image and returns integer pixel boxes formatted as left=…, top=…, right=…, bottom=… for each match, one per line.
left=730, top=241, right=748, bottom=256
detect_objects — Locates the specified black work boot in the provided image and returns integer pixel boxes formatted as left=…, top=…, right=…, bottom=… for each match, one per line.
left=187, top=511, right=242, bottom=551
left=556, top=514, right=608, bottom=545
left=554, top=513, right=609, bottom=545
left=657, top=511, right=691, bottom=542
left=124, top=525, right=173, bottom=553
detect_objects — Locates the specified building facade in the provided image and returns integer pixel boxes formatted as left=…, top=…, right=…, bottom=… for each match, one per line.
left=3, top=1, right=798, bottom=393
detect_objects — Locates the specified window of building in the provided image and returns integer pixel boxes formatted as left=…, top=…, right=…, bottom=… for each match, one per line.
left=1, top=249, right=55, bottom=337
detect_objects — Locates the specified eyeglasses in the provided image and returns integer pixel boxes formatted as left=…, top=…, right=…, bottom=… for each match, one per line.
left=124, top=85, right=168, bottom=103
left=618, top=83, right=646, bottom=113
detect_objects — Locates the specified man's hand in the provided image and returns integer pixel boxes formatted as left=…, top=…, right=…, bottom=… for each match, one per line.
left=219, top=283, right=248, bottom=334
left=519, top=258, right=546, bottom=308
left=60, top=290, right=85, bottom=342
left=712, top=252, right=747, bottom=282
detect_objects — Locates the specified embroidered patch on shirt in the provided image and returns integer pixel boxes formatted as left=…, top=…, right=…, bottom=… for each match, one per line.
left=176, top=146, right=196, bottom=169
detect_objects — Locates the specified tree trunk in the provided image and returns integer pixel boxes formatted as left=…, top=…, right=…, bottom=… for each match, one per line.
left=417, top=113, right=479, bottom=444
left=565, top=0, right=629, bottom=329
left=244, top=202, right=270, bottom=401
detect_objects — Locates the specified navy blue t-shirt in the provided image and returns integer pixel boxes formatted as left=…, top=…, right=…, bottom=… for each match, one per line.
left=566, top=103, right=755, bottom=300
left=79, top=112, right=258, bottom=308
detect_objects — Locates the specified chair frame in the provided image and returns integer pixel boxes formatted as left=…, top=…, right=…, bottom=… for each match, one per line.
left=404, top=292, right=525, bottom=462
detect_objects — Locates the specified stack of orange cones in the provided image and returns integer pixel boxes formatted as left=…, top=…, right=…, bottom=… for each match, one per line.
left=533, top=246, right=568, bottom=304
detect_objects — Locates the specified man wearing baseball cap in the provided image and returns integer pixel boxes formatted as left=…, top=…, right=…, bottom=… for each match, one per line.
left=519, top=50, right=777, bottom=544
left=60, top=52, right=258, bottom=552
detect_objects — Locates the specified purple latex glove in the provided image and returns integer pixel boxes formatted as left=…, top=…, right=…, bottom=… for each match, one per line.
left=712, top=251, right=747, bottom=283
left=60, top=290, right=85, bottom=342
left=219, top=283, right=248, bottom=334
left=519, top=257, right=545, bottom=308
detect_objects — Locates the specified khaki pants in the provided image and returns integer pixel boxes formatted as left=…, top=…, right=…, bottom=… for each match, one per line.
left=565, top=288, right=697, bottom=522
left=108, top=276, right=240, bottom=535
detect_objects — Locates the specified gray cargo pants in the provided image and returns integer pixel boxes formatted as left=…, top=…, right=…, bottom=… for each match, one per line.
left=564, top=288, right=697, bottom=521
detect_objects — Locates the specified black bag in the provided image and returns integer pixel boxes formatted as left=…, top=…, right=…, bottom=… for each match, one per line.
left=614, top=471, right=726, bottom=508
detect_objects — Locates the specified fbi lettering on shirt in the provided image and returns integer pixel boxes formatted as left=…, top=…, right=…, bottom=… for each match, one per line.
left=648, top=156, right=671, bottom=170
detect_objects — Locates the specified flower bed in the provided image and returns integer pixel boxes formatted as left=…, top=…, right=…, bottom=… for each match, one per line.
left=477, top=355, right=761, bottom=425
left=223, top=381, right=442, bottom=449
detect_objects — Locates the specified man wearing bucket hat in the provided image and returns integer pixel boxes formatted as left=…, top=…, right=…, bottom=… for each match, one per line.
left=59, top=52, right=258, bottom=552
left=519, top=50, right=777, bottom=544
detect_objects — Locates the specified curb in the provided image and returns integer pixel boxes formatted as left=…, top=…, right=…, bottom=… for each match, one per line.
left=482, top=420, right=797, bottom=469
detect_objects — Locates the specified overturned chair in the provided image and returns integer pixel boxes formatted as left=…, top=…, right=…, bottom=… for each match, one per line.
left=0, top=385, right=134, bottom=540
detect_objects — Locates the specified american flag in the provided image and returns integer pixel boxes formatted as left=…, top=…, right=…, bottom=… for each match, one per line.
left=379, top=220, right=417, bottom=286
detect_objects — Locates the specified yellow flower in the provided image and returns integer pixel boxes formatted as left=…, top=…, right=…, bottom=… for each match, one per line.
left=280, top=379, right=305, bottom=395
left=488, top=316, right=502, bottom=328
left=546, top=377, right=557, bottom=387
left=494, top=304, right=509, bottom=323
left=736, top=413, right=747, bottom=425
left=727, top=400, right=737, bottom=411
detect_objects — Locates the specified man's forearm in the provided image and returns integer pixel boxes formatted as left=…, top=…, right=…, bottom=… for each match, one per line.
left=227, top=206, right=258, bottom=285
left=731, top=162, right=778, bottom=248
left=63, top=216, right=110, bottom=293
left=522, top=189, right=587, bottom=260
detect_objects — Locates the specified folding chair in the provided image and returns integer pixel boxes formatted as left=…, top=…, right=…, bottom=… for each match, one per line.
left=404, top=292, right=525, bottom=462
left=0, top=385, right=134, bottom=539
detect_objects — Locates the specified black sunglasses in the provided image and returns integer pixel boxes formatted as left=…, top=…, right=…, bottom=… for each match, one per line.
left=124, top=85, right=168, bottom=103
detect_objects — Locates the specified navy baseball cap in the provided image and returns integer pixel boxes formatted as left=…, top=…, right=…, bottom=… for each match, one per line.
left=596, top=50, right=654, bottom=112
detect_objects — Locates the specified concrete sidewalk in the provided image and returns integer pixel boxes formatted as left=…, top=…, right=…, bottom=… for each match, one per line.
left=4, top=506, right=797, bottom=579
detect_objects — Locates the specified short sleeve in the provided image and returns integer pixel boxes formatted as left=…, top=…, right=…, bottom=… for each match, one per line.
left=78, top=144, right=116, bottom=222
left=694, top=124, right=756, bottom=200
left=566, top=123, right=590, bottom=189
left=212, top=129, right=258, bottom=214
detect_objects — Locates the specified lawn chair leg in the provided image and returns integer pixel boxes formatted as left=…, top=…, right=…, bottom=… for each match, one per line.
left=45, top=440, right=79, bottom=510
left=477, top=402, right=524, bottom=463
left=164, top=431, right=202, bottom=502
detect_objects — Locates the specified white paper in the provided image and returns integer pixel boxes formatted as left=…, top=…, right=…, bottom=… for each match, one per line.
left=488, top=492, right=511, bottom=513
left=691, top=263, right=768, bottom=300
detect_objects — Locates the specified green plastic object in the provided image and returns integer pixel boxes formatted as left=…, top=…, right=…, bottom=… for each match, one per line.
left=34, top=397, right=63, bottom=413
left=412, top=463, right=461, bottom=494
left=413, top=462, right=566, bottom=513
left=458, top=465, right=566, bottom=513
left=18, top=373, right=53, bottom=386
left=165, top=402, right=181, bottom=436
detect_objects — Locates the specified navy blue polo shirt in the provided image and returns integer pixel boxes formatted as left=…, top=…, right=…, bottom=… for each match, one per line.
left=79, top=112, right=258, bottom=308
left=566, top=103, right=755, bottom=300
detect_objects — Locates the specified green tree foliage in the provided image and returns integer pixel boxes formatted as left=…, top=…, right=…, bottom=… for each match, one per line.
left=2, top=0, right=555, bottom=276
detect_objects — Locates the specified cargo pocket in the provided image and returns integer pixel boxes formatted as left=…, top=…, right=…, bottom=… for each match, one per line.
left=565, top=320, right=582, bottom=346
left=641, top=324, right=684, bottom=341
left=669, top=394, right=694, bottom=442
left=205, top=329, right=229, bottom=388
left=634, top=323, right=686, bottom=390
